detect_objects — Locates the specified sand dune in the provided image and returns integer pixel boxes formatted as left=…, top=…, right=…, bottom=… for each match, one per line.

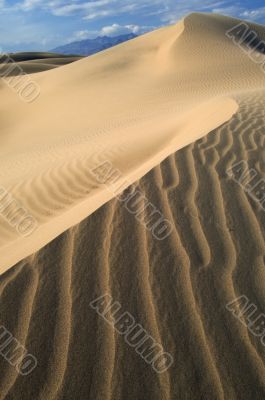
left=0, top=52, right=82, bottom=75
left=1, top=12, right=265, bottom=399
left=3, top=12, right=265, bottom=274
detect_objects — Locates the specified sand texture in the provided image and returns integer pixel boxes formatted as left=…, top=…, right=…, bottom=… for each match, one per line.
left=1, top=12, right=265, bottom=400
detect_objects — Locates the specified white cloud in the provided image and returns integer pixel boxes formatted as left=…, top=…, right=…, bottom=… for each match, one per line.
left=31, top=0, right=165, bottom=20
left=83, top=9, right=114, bottom=20
left=71, top=29, right=92, bottom=40
left=99, top=23, right=140, bottom=35
left=19, top=0, right=45, bottom=11
left=240, top=8, right=265, bottom=21
left=51, top=1, right=112, bottom=17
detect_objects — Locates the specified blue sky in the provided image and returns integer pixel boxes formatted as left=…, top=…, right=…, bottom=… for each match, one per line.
left=0, top=0, right=265, bottom=51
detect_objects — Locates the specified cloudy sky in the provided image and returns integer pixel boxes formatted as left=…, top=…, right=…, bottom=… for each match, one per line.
left=0, top=0, right=265, bottom=51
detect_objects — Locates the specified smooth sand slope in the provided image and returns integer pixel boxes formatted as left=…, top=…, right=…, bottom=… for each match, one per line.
left=1, top=12, right=265, bottom=399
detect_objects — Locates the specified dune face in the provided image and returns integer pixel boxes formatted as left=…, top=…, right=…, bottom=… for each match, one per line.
left=1, top=11, right=265, bottom=399
left=2, top=12, right=264, bottom=274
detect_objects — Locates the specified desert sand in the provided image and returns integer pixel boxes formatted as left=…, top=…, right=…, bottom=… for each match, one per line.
left=0, top=52, right=82, bottom=75
left=1, top=12, right=265, bottom=400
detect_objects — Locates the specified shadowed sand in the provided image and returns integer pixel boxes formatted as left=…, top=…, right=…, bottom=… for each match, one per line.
left=0, top=52, right=82, bottom=75
left=1, top=12, right=265, bottom=400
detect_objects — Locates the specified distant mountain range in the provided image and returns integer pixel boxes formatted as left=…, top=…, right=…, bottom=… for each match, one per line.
left=51, top=33, right=137, bottom=56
